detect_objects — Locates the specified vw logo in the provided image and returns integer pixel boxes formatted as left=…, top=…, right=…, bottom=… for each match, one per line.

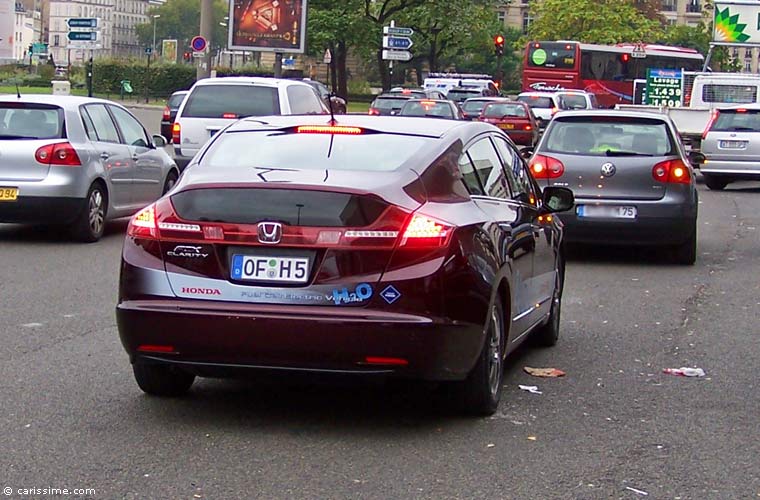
left=257, top=222, right=282, bottom=244
left=600, top=162, right=616, bottom=177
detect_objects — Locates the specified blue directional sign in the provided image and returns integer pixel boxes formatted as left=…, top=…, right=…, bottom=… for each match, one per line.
left=68, top=31, right=98, bottom=41
left=67, top=18, right=98, bottom=29
left=383, top=36, right=413, bottom=50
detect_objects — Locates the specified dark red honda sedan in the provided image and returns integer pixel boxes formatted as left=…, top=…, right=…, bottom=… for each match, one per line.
left=116, top=115, right=573, bottom=415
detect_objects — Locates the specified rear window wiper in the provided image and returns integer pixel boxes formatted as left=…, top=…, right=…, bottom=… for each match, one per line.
left=604, top=150, right=654, bottom=157
left=0, top=134, right=40, bottom=139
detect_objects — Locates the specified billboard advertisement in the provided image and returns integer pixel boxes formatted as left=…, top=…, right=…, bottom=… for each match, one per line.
left=713, top=1, right=760, bottom=45
left=162, top=39, right=178, bottom=63
left=228, top=0, right=307, bottom=53
left=0, top=0, right=14, bottom=60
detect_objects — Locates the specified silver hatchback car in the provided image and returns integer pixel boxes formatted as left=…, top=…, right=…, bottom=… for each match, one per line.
left=528, top=110, right=701, bottom=265
left=0, top=95, right=179, bottom=241
left=701, top=105, right=760, bottom=190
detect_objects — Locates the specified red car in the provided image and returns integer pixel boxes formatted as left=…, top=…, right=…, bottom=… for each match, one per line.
left=479, top=101, right=539, bottom=147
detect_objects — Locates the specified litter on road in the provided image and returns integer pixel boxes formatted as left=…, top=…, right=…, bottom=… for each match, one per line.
left=662, top=367, right=706, bottom=377
left=524, top=366, right=566, bottom=378
left=624, top=485, right=649, bottom=496
left=518, top=385, right=542, bottom=394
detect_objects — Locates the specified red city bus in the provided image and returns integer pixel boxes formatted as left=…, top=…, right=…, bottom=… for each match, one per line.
left=522, top=41, right=704, bottom=108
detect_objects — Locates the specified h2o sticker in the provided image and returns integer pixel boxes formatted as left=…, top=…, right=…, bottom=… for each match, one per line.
left=330, top=283, right=373, bottom=305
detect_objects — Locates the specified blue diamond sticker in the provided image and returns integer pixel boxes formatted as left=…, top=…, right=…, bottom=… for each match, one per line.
left=380, top=285, right=401, bottom=304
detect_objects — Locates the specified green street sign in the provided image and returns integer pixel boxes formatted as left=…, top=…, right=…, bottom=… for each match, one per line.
left=645, top=68, right=683, bottom=107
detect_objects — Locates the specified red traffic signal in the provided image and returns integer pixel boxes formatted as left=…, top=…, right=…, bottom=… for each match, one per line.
left=494, top=35, right=505, bottom=56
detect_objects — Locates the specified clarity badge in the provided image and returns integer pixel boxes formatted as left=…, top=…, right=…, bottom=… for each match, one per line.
left=330, top=283, right=373, bottom=305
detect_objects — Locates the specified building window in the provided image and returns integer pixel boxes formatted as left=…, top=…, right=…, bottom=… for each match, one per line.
left=497, top=11, right=505, bottom=24
left=687, top=0, right=701, bottom=13
left=522, top=12, right=533, bottom=34
left=53, top=34, right=59, bottom=46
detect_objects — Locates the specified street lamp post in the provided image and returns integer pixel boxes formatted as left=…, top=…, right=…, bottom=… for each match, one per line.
left=152, top=14, right=161, bottom=57
left=146, top=14, right=160, bottom=103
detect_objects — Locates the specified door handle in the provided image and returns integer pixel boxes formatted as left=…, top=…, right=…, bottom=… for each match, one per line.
left=100, top=152, right=110, bottom=160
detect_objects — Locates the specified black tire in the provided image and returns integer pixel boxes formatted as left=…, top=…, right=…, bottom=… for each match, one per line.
left=533, top=258, right=564, bottom=347
left=133, top=363, right=195, bottom=397
left=450, top=300, right=506, bottom=416
left=71, top=182, right=107, bottom=242
left=162, top=170, right=179, bottom=195
left=673, top=227, right=697, bottom=266
left=703, top=174, right=728, bottom=191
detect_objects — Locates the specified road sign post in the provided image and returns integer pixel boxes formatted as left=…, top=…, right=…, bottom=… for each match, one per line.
left=382, top=21, right=414, bottom=88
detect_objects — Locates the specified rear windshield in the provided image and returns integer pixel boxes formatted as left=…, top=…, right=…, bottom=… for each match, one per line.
left=543, top=117, right=676, bottom=156
left=517, top=96, right=553, bottom=108
left=202, top=130, right=433, bottom=171
left=558, top=94, right=588, bottom=110
left=462, top=100, right=490, bottom=112
left=372, top=97, right=407, bottom=110
left=0, top=103, right=64, bottom=139
left=483, top=103, right=528, bottom=118
left=168, top=93, right=186, bottom=108
left=701, top=84, right=758, bottom=104
left=182, top=85, right=280, bottom=118
left=172, top=188, right=387, bottom=226
left=712, top=109, right=760, bottom=132
left=389, top=90, right=425, bottom=98
left=400, top=101, right=453, bottom=118
left=448, top=90, right=480, bottom=101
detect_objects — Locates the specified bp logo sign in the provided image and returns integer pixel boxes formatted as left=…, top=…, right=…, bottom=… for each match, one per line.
left=713, top=4, right=756, bottom=43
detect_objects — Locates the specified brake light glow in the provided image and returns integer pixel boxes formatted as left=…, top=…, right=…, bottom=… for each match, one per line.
left=652, top=159, right=690, bottom=184
left=172, top=122, right=181, bottom=144
left=137, top=344, right=176, bottom=353
left=128, top=204, right=157, bottom=238
left=368, top=108, right=380, bottom=115
left=296, top=125, right=363, bottom=135
left=529, top=154, right=565, bottom=179
left=162, top=106, right=171, bottom=120
left=34, top=142, right=81, bottom=166
left=703, top=110, right=719, bottom=140
left=222, top=112, right=238, bottom=119
left=400, top=214, right=452, bottom=247
left=524, top=124, right=533, bottom=131
left=551, top=107, right=559, bottom=115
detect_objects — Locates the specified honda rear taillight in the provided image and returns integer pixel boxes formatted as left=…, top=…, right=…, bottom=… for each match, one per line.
left=172, top=122, right=181, bottom=144
left=162, top=106, right=171, bottom=120
left=530, top=154, right=565, bottom=179
left=702, top=110, right=719, bottom=140
left=34, top=142, right=81, bottom=166
left=128, top=204, right=157, bottom=238
left=400, top=214, right=452, bottom=248
left=652, top=159, right=690, bottom=184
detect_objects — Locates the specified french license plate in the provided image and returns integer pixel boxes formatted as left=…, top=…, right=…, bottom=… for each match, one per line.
left=231, top=254, right=309, bottom=283
left=719, top=140, right=747, bottom=149
left=0, top=187, right=18, bottom=201
left=498, top=123, right=515, bottom=129
left=576, top=205, right=636, bottom=219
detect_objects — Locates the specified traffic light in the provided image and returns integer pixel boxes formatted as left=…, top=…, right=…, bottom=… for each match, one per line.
left=494, top=35, right=505, bottom=57
left=183, top=51, right=191, bottom=62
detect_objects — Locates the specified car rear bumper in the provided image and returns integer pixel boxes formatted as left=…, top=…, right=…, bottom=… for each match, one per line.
left=117, top=299, right=484, bottom=381
left=505, top=130, right=536, bottom=145
left=700, top=159, right=760, bottom=176
left=0, top=196, right=83, bottom=224
left=559, top=197, right=697, bottom=245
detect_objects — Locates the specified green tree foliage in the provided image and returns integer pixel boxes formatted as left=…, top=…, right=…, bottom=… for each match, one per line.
left=528, top=0, right=664, bottom=44
left=661, top=22, right=741, bottom=71
left=135, top=0, right=228, bottom=53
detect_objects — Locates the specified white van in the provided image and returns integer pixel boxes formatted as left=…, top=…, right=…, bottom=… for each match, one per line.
left=689, top=73, right=760, bottom=109
left=423, top=73, right=499, bottom=96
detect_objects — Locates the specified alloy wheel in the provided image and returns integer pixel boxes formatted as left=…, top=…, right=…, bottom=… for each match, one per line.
left=88, top=189, right=104, bottom=236
left=487, top=304, right=503, bottom=396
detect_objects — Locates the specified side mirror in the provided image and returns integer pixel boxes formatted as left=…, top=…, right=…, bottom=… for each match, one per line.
left=688, top=151, right=705, bottom=166
left=152, top=134, right=167, bottom=148
left=519, top=146, right=534, bottom=160
left=540, top=186, right=574, bottom=214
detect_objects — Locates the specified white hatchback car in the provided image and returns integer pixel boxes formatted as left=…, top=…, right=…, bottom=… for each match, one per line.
left=516, top=91, right=561, bottom=127
left=172, top=77, right=328, bottom=169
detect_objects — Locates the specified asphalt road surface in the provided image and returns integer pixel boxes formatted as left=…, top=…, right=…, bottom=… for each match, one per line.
left=1, top=110, right=759, bottom=498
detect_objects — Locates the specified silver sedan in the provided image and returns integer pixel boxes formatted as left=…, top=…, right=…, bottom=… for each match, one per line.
left=0, top=95, right=179, bottom=241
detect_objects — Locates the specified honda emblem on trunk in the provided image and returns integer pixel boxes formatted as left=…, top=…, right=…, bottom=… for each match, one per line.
left=257, top=222, right=282, bottom=244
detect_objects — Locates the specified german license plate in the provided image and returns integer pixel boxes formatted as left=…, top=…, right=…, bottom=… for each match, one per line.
left=719, top=140, right=747, bottom=149
left=498, top=123, right=515, bottom=129
left=0, top=187, right=18, bottom=201
left=231, top=255, right=309, bottom=283
left=576, top=205, right=636, bottom=219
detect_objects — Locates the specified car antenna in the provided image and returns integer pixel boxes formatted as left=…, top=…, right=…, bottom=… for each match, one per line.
left=15, top=82, right=21, bottom=99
